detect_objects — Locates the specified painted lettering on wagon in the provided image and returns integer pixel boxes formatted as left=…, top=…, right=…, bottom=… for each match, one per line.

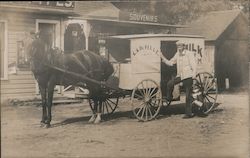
left=184, top=43, right=203, bottom=64
left=132, top=44, right=160, bottom=56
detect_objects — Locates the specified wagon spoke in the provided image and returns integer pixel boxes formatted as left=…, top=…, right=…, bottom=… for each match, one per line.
left=145, top=80, right=150, bottom=96
left=135, top=93, right=143, bottom=99
left=149, top=87, right=157, bottom=96
left=106, top=100, right=114, bottom=111
left=136, top=105, right=144, bottom=116
left=149, top=102, right=157, bottom=113
left=198, top=74, right=202, bottom=85
left=205, top=82, right=215, bottom=93
left=134, top=100, right=146, bottom=108
left=105, top=102, right=110, bottom=114
left=140, top=106, right=146, bottom=120
left=206, top=94, right=216, bottom=100
left=204, top=96, right=213, bottom=110
left=145, top=105, right=148, bottom=120
left=140, top=82, right=147, bottom=95
left=138, top=88, right=145, bottom=97
left=107, top=98, right=116, bottom=106
left=150, top=96, right=161, bottom=102
left=148, top=105, right=153, bottom=118
left=149, top=100, right=159, bottom=107
left=151, top=91, right=160, bottom=98
left=204, top=77, right=210, bottom=90
left=204, top=96, right=212, bottom=104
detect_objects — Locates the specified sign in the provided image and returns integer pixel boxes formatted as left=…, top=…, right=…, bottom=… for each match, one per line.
left=132, top=44, right=160, bottom=57
left=119, top=11, right=158, bottom=23
left=5, top=1, right=75, bottom=9
left=131, top=39, right=161, bottom=74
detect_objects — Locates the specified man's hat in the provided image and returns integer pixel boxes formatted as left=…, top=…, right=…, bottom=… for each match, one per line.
left=176, top=41, right=185, bottom=46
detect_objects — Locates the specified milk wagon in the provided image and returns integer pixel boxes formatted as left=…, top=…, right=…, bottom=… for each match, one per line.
left=49, top=34, right=218, bottom=122
left=103, top=34, right=218, bottom=121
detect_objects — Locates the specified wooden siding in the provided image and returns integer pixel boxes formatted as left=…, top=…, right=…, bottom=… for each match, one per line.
left=0, top=11, right=65, bottom=101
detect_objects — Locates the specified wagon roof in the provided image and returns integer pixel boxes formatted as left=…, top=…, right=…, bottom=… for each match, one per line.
left=109, top=34, right=204, bottom=40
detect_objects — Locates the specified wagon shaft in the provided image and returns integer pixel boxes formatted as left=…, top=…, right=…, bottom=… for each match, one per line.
left=46, top=64, right=124, bottom=93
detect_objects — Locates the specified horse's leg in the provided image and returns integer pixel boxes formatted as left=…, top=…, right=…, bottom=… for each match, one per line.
left=94, top=100, right=102, bottom=124
left=39, top=85, right=47, bottom=126
left=45, top=77, right=56, bottom=128
left=88, top=99, right=97, bottom=123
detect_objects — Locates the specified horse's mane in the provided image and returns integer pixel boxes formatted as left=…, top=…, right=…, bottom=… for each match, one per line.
left=28, top=36, right=114, bottom=81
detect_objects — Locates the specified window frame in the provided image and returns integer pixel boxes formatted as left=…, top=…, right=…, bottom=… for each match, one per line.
left=0, top=20, right=8, bottom=80
left=35, top=19, right=60, bottom=48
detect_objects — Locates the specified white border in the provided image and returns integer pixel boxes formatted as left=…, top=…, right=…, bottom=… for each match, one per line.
left=0, top=20, right=8, bottom=80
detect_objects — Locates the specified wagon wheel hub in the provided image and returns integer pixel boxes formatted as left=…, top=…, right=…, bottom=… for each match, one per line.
left=144, top=95, right=151, bottom=103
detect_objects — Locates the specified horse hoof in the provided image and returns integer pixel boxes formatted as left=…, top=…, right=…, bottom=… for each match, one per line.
left=45, top=124, right=51, bottom=128
left=94, top=118, right=101, bottom=124
left=40, top=121, right=46, bottom=127
left=94, top=120, right=101, bottom=124
left=88, top=115, right=97, bottom=123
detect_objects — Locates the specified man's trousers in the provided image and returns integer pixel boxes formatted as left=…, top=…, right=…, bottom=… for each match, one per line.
left=166, top=77, right=193, bottom=116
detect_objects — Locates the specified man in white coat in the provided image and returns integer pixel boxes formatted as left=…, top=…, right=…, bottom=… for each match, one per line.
left=160, top=41, right=197, bottom=119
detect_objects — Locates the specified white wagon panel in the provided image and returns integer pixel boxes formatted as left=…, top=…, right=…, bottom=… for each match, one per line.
left=108, top=34, right=207, bottom=90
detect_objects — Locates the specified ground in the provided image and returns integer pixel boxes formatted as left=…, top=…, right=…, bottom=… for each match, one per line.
left=1, top=92, right=249, bottom=158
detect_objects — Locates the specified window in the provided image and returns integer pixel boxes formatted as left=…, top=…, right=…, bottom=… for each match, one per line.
left=16, top=32, right=34, bottom=70
left=0, top=21, right=7, bottom=80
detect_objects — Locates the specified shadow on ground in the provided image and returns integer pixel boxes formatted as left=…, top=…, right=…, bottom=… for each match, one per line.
left=51, top=102, right=223, bottom=128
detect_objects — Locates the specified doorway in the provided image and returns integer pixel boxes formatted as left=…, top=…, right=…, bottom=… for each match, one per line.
left=35, top=19, right=60, bottom=94
left=160, top=41, right=177, bottom=97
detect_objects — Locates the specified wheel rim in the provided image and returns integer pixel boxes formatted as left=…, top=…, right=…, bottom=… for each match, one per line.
left=195, top=72, right=218, bottom=114
left=131, top=79, right=162, bottom=121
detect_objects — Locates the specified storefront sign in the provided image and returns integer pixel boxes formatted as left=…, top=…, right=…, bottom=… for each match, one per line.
left=5, top=1, right=75, bottom=9
left=119, top=11, right=158, bottom=23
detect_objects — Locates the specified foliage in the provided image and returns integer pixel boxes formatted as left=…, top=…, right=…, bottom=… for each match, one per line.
left=112, top=0, right=248, bottom=24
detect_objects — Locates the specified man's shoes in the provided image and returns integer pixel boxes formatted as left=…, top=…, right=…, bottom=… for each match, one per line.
left=182, top=114, right=195, bottom=119
left=166, top=95, right=173, bottom=101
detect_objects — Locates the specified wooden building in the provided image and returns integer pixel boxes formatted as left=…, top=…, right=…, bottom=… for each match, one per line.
left=0, top=1, right=185, bottom=102
left=0, top=1, right=77, bottom=101
left=177, top=10, right=249, bottom=90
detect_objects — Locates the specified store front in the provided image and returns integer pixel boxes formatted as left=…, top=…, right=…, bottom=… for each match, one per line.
left=0, top=1, right=77, bottom=101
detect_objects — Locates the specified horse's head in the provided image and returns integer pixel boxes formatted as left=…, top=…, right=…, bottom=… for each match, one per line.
left=26, top=33, right=53, bottom=73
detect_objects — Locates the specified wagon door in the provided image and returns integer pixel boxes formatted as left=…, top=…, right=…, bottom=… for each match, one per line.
left=160, top=41, right=180, bottom=100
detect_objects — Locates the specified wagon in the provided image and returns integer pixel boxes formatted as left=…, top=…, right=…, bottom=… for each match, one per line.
left=103, top=34, right=218, bottom=121
left=51, top=34, right=218, bottom=121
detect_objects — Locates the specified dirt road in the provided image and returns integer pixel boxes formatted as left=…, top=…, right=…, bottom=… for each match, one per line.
left=1, top=92, right=249, bottom=158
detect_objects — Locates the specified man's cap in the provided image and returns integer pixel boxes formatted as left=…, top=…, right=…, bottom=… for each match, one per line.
left=176, top=41, right=185, bottom=46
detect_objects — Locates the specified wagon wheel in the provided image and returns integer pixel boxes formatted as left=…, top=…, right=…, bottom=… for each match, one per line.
left=131, top=79, right=162, bottom=121
left=194, top=72, right=218, bottom=114
left=88, top=98, right=119, bottom=115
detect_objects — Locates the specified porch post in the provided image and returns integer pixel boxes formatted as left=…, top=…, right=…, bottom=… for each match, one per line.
left=82, top=20, right=91, bottom=50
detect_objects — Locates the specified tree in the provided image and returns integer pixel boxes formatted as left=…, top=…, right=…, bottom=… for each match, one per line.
left=112, top=0, right=247, bottom=24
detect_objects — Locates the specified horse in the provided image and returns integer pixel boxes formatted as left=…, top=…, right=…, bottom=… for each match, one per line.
left=27, top=35, right=114, bottom=128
